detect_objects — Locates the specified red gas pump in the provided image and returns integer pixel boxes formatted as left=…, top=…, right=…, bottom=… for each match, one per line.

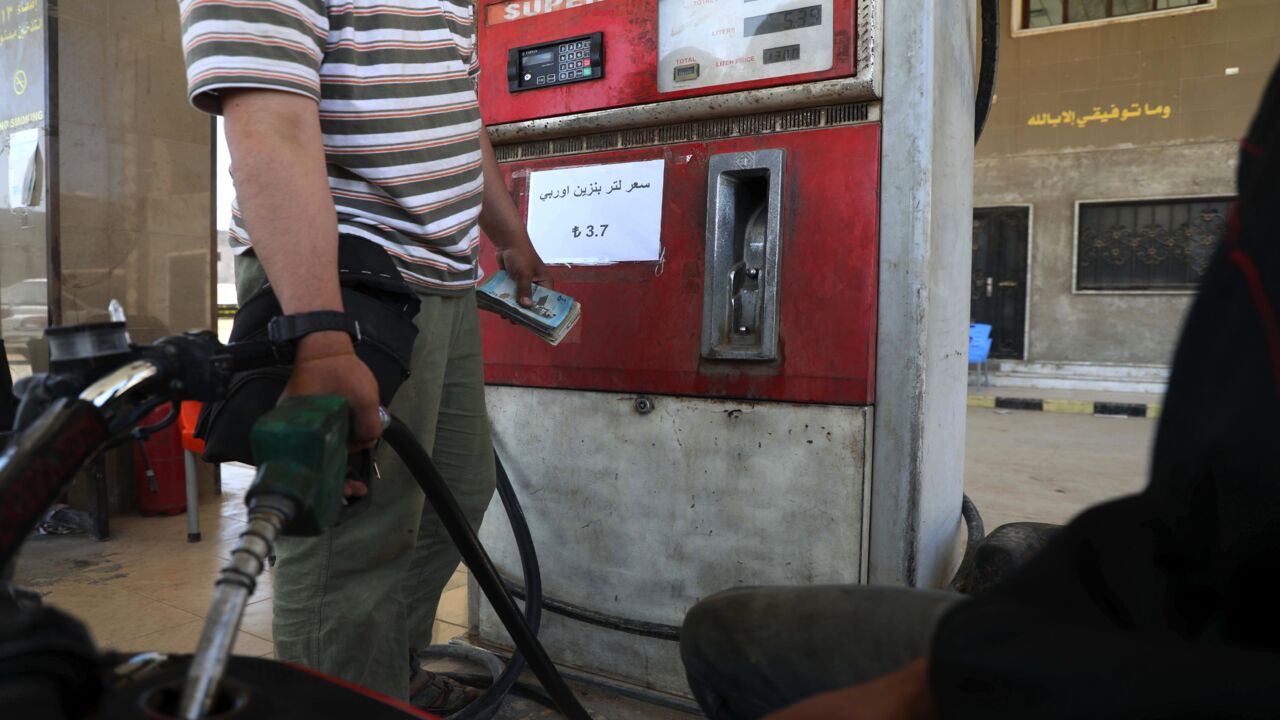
left=133, top=405, right=187, bottom=516
left=470, top=0, right=976, bottom=700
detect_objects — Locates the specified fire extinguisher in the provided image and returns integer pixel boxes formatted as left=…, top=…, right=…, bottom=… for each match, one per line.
left=133, top=404, right=187, bottom=516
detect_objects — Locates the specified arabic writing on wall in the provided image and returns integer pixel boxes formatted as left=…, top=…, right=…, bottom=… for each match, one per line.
left=1026, top=102, right=1173, bottom=128
left=0, top=0, right=42, bottom=47
left=535, top=178, right=655, bottom=202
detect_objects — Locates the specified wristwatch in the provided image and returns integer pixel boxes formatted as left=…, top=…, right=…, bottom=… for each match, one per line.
left=267, top=311, right=362, bottom=346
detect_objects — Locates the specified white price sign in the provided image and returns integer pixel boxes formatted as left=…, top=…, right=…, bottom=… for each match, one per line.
left=525, top=159, right=665, bottom=265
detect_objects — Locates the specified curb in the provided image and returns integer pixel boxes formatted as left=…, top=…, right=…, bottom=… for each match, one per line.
left=968, top=394, right=1161, bottom=418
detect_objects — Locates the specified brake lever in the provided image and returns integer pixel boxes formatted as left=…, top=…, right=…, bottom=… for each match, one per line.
left=335, top=407, right=391, bottom=526
left=337, top=449, right=375, bottom=525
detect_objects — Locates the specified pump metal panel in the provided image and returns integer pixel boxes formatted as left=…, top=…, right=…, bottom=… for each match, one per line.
left=477, top=387, right=871, bottom=694
left=478, top=122, right=880, bottom=406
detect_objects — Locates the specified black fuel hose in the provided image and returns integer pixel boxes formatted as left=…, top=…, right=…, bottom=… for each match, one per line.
left=948, top=494, right=986, bottom=592
left=499, top=579, right=679, bottom=642
left=382, top=417, right=591, bottom=720
left=975, top=0, right=1000, bottom=144
left=427, top=451, right=699, bottom=716
left=428, top=452, right=544, bottom=720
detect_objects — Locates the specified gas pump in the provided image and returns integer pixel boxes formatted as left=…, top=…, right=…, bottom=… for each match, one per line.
left=471, top=0, right=978, bottom=700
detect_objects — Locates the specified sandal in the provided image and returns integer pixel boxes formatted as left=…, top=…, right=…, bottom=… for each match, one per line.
left=409, top=664, right=482, bottom=715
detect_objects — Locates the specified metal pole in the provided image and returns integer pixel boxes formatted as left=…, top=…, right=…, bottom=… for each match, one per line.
left=185, top=450, right=201, bottom=542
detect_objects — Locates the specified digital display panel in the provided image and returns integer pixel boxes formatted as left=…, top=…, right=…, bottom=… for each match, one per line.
left=762, top=44, right=801, bottom=64
left=744, top=6, right=822, bottom=37
left=658, top=0, right=833, bottom=92
left=522, top=49, right=555, bottom=66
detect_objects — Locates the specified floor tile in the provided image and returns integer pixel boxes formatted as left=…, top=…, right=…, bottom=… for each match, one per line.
left=38, top=583, right=198, bottom=650
left=432, top=620, right=466, bottom=645
left=121, top=618, right=274, bottom=658
left=437, top=585, right=467, bottom=626
left=115, top=553, right=274, bottom=617
left=445, top=565, right=468, bottom=592
left=240, top=597, right=273, bottom=642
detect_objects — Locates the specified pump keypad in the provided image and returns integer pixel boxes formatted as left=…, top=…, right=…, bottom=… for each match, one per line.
left=508, top=32, right=604, bottom=92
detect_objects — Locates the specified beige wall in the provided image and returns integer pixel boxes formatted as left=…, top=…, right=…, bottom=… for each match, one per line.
left=981, top=0, right=1279, bottom=158
left=54, top=0, right=214, bottom=513
left=975, top=0, right=1279, bottom=366
left=55, top=0, right=213, bottom=342
left=0, top=0, right=51, bottom=378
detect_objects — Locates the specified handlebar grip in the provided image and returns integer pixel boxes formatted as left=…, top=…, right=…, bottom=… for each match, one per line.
left=0, top=399, right=109, bottom=569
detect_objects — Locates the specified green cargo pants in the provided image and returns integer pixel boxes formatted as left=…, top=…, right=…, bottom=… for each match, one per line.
left=235, top=253, right=496, bottom=700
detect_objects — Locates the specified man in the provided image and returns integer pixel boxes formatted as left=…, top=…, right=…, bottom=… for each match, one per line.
left=179, top=1, right=547, bottom=712
left=0, top=337, right=13, bottom=442
left=681, top=60, right=1280, bottom=720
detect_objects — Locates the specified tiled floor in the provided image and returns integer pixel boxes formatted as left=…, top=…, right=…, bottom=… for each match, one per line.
left=13, top=464, right=470, bottom=660
left=11, top=406, right=1156, bottom=718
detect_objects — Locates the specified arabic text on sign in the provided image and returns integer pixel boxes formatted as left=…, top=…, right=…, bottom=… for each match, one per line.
left=525, top=159, right=665, bottom=265
left=0, top=15, right=43, bottom=46
left=1025, top=102, right=1173, bottom=128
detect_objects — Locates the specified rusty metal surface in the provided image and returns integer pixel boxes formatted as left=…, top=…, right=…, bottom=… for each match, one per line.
left=477, top=387, right=872, bottom=696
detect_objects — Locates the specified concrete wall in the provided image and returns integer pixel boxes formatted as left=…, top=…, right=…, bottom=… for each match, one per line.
left=975, top=140, right=1235, bottom=365
left=975, top=0, right=1280, bottom=366
left=55, top=0, right=214, bottom=514
left=982, top=0, right=1279, bottom=156
left=0, top=0, right=51, bottom=378
left=55, top=0, right=213, bottom=340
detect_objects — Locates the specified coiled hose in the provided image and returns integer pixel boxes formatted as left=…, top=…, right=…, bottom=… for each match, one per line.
left=381, top=418, right=590, bottom=720
left=419, top=450, right=702, bottom=717
left=423, top=453, right=543, bottom=720
left=414, top=450, right=983, bottom=716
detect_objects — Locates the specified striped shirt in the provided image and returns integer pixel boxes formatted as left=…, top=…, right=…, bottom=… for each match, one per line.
left=180, top=0, right=484, bottom=293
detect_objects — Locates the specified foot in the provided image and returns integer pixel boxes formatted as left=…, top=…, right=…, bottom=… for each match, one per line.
left=409, top=666, right=482, bottom=715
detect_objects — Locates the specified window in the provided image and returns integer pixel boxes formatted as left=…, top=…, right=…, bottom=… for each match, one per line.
left=1075, top=197, right=1233, bottom=291
left=1020, top=0, right=1211, bottom=31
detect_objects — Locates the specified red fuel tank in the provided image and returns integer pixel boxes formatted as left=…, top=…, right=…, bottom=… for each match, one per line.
left=134, top=405, right=187, bottom=517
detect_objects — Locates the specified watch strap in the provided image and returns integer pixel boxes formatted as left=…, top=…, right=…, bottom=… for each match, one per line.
left=267, top=311, right=361, bottom=345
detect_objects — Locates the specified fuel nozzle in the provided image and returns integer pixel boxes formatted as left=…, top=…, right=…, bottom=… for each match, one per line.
left=178, top=395, right=352, bottom=719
